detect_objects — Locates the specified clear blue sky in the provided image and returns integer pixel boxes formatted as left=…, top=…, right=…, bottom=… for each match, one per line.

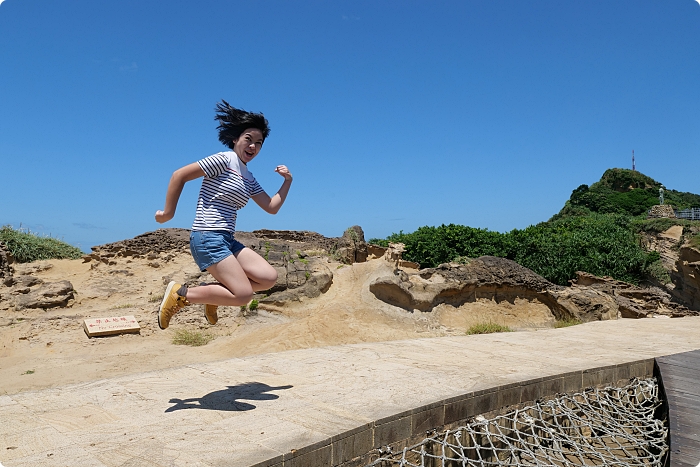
left=1, top=1, right=699, bottom=252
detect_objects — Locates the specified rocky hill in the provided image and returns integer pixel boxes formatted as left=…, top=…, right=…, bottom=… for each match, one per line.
left=555, top=168, right=700, bottom=219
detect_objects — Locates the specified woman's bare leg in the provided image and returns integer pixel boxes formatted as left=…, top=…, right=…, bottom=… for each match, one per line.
left=234, top=247, right=278, bottom=292
left=184, top=248, right=277, bottom=306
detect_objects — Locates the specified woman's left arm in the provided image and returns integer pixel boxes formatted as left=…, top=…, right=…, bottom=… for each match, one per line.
left=252, top=165, right=293, bottom=214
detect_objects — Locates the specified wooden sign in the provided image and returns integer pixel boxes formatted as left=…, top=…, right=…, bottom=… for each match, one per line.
left=83, top=315, right=140, bottom=337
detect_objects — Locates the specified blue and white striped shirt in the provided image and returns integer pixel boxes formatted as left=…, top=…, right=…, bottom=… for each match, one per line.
left=192, top=152, right=264, bottom=233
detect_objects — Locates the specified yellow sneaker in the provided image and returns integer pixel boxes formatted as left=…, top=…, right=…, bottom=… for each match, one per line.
left=204, top=304, right=218, bottom=325
left=158, top=281, right=189, bottom=330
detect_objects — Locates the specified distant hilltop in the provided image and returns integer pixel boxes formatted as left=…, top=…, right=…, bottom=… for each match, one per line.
left=554, top=168, right=700, bottom=220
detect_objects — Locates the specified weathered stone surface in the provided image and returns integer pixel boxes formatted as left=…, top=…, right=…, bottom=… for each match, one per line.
left=0, top=241, right=14, bottom=283
left=647, top=204, right=676, bottom=218
left=335, top=226, right=368, bottom=264
left=15, top=280, right=74, bottom=310
left=261, top=257, right=333, bottom=306
left=370, top=256, right=585, bottom=320
left=547, top=286, right=619, bottom=322
left=571, top=271, right=696, bottom=317
left=369, top=256, right=697, bottom=322
left=9, top=274, right=43, bottom=290
left=671, top=245, right=700, bottom=311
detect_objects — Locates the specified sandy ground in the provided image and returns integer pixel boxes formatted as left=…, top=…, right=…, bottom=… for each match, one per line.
left=0, top=253, right=556, bottom=395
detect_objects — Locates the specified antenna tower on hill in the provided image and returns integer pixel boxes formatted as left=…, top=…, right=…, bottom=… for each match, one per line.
left=632, top=150, right=636, bottom=171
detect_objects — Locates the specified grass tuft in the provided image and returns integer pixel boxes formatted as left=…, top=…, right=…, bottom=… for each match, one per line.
left=171, top=329, right=214, bottom=347
left=466, top=322, right=513, bottom=335
left=554, top=318, right=583, bottom=328
left=1, top=225, right=83, bottom=263
left=690, top=234, right=700, bottom=250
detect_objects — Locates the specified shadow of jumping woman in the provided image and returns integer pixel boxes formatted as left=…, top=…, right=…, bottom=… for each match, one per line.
left=165, top=382, right=293, bottom=413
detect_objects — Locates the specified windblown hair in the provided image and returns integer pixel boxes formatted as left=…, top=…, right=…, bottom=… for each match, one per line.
left=214, top=100, right=270, bottom=150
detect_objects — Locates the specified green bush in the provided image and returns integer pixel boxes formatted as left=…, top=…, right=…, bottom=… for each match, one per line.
left=690, top=234, right=700, bottom=250
left=0, top=225, right=83, bottom=263
left=375, top=214, right=654, bottom=286
left=645, top=260, right=671, bottom=285
left=632, top=217, right=690, bottom=234
left=511, top=214, right=651, bottom=286
left=385, top=224, right=510, bottom=268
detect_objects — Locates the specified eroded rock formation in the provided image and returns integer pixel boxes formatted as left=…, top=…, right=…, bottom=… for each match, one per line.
left=571, top=271, right=694, bottom=318
left=370, top=256, right=618, bottom=321
left=84, top=227, right=368, bottom=305
left=671, top=245, right=700, bottom=311
left=370, top=256, right=698, bottom=322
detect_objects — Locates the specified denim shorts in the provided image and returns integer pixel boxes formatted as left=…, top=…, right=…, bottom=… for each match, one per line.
left=190, top=230, right=246, bottom=272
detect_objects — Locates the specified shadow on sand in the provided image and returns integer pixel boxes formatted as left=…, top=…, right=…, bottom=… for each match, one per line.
left=165, top=382, right=293, bottom=412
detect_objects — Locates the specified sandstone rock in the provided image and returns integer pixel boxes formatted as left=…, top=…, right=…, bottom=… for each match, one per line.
left=670, top=245, right=700, bottom=311
left=9, top=274, right=43, bottom=290
left=571, top=271, right=696, bottom=317
left=370, top=256, right=589, bottom=320
left=0, top=242, right=14, bottom=281
left=368, top=256, right=695, bottom=322
left=547, top=287, right=619, bottom=322
left=260, top=257, right=333, bottom=306
left=647, top=204, right=676, bottom=218
left=15, top=280, right=74, bottom=310
left=337, top=225, right=368, bottom=264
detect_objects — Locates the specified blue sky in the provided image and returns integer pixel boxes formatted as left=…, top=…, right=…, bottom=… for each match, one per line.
left=1, top=1, right=699, bottom=252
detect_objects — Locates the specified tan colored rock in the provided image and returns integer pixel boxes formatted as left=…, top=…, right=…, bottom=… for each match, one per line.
left=571, top=271, right=695, bottom=317
left=671, top=245, right=700, bottom=311
left=647, top=204, right=676, bottom=218
left=0, top=242, right=14, bottom=282
left=14, top=280, right=74, bottom=310
left=370, top=256, right=606, bottom=321
left=659, top=225, right=684, bottom=243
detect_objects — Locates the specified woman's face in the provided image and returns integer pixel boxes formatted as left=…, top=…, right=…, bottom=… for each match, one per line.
left=233, top=128, right=264, bottom=165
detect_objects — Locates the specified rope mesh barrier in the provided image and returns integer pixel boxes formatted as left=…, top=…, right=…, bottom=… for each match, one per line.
left=366, top=378, right=666, bottom=467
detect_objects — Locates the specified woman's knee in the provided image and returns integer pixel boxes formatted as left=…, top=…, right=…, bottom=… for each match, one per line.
left=256, top=265, right=278, bottom=290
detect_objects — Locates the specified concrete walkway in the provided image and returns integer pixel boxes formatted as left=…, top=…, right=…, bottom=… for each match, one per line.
left=1, top=317, right=699, bottom=467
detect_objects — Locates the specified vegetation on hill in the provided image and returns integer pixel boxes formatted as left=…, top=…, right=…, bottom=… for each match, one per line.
left=0, top=225, right=83, bottom=263
left=370, top=169, right=700, bottom=286
left=553, top=168, right=700, bottom=220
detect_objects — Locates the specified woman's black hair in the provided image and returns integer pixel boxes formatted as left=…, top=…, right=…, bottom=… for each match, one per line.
left=214, top=100, right=270, bottom=150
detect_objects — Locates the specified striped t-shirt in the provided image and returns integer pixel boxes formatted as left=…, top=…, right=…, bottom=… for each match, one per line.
left=192, top=152, right=264, bottom=233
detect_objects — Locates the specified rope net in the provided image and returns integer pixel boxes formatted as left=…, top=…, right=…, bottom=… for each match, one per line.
left=367, top=378, right=667, bottom=467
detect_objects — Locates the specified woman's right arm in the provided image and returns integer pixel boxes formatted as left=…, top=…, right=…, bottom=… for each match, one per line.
left=154, top=162, right=206, bottom=223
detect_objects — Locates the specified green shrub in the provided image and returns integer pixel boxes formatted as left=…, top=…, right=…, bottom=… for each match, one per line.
left=385, top=224, right=510, bottom=268
left=466, top=322, right=513, bottom=335
left=511, top=214, right=651, bottom=286
left=376, top=214, right=652, bottom=286
left=632, top=217, right=689, bottom=234
left=645, top=260, right=671, bottom=285
left=248, top=299, right=258, bottom=311
left=0, top=225, right=83, bottom=263
left=690, top=234, right=700, bottom=250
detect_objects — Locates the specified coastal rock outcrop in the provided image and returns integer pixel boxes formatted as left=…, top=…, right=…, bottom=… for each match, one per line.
left=369, top=256, right=618, bottom=322
left=84, top=227, right=367, bottom=305
left=0, top=242, right=14, bottom=284
left=571, top=271, right=694, bottom=318
left=370, top=255, right=698, bottom=322
left=671, top=245, right=700, bottom=311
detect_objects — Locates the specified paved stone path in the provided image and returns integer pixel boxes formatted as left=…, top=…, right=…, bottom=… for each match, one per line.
left=1, top=317, right=699, bottom=467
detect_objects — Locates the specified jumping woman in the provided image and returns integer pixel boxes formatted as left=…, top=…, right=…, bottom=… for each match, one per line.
left=154, top=101, right=292, bottom=329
